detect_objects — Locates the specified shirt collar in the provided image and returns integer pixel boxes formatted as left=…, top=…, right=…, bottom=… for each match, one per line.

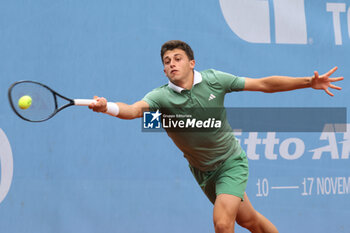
left=168, top=70, right=203, bottom=93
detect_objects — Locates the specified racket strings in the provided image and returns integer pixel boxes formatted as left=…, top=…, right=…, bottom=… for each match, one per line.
left=9, top=82, right=56, bottom=122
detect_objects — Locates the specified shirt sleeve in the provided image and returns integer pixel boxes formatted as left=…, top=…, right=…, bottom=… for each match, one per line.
left=142, top=88, right=162, bottom=112
left=212, top=69, right=246, bottom=93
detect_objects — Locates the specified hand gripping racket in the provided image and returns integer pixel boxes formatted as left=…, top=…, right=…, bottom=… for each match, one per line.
left=8, top=80, right=96, bottom=122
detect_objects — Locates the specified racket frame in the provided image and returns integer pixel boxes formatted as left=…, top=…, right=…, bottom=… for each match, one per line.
left=8, top=80, right=75, bottom=122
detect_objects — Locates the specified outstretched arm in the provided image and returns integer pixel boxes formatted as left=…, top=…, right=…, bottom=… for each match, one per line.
left=88, top=96, right=149, bottom=119
left=243, top=67, right=343, bottom=96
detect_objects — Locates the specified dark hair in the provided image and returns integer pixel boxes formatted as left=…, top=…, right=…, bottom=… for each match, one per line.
left=160, top=40, right=194, bottom=63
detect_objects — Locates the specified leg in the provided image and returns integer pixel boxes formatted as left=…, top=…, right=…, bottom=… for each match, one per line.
left=213, top=194, right=241, bottom=233
left=236, top=193, right=278, bottom=233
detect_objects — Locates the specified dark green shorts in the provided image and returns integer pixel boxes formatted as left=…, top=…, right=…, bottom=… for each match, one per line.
left=189, top=151, right=249, bottom=204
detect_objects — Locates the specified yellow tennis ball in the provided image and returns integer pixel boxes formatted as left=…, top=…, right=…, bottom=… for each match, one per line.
left=18, top=95, right=32, bottom=110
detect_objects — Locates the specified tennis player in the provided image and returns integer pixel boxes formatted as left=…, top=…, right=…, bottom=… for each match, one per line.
left=89, top=40, right=343, bottom=233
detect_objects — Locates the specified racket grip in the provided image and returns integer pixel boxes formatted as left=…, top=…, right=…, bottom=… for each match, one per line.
left=74, top=99, right=97, bottom=106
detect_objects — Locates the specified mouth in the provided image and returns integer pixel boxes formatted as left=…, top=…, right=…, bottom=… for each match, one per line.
left=171, top=70, right=178, bottom=74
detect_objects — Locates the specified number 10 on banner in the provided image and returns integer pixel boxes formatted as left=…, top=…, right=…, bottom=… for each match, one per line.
left=256, top=178, right=269, bottom=197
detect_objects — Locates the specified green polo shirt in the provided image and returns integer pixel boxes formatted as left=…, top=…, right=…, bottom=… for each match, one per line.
left=142, top=69, right=245, bottom=171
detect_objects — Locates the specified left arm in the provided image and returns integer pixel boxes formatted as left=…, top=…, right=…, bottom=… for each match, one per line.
left=244, top=67, right=343, bottom=96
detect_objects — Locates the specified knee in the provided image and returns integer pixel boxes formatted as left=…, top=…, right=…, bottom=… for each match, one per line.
left=236, top=212, right=259, bottom=230
left=237, top=212, right=279, bottom=233
left=214, top=220, right=234, bottom=233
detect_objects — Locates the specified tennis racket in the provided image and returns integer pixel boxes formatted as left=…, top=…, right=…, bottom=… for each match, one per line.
left=8, top=80, right=96, bottom=122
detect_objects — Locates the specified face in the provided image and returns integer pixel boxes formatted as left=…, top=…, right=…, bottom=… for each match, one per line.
left=163, top=48, right=195, bottom=84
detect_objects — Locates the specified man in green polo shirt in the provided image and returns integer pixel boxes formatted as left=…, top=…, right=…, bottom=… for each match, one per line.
left=89, top=40, right=343, bottom=233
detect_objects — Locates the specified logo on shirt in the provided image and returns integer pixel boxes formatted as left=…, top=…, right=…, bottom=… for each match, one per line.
left=208, top=94, right=216, bottom=101
left=143, top=110, right=162, bottom=129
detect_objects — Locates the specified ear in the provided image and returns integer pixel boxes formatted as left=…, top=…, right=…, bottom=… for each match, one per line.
left=190, top=60, right=195, bottom=69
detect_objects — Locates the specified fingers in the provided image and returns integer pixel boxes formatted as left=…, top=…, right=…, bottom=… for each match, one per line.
left=328, top=76, right=343, bottom=91
left=314, top=71, right=319, bottom=79
left=325, top=88, right=334, bottom=97
left=89, top=96, right=99, bottom=109
left=329, top=76, right=344, bottom=82
left=89, top=96, right=107, bottom=112
left=317, top=67, right=340, bottom=80
left=329, top=84, right=342, bottom=90
left=315, top=67, right=342, bottom=96
left=326, top=66, right=338, bottom=76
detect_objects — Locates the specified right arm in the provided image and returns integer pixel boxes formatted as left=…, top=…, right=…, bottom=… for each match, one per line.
left=88, top=96, right=149, bottom=120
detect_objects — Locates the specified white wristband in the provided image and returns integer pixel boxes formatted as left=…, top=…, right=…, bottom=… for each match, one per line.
left=106, top=102, right=119, bottom=116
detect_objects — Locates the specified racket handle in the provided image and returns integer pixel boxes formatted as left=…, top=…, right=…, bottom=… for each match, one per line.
left=74, top=99, right=97, bottom=106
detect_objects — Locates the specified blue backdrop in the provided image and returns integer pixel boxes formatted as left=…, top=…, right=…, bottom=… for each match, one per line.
left=0, top=0, right=349, bottom=232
